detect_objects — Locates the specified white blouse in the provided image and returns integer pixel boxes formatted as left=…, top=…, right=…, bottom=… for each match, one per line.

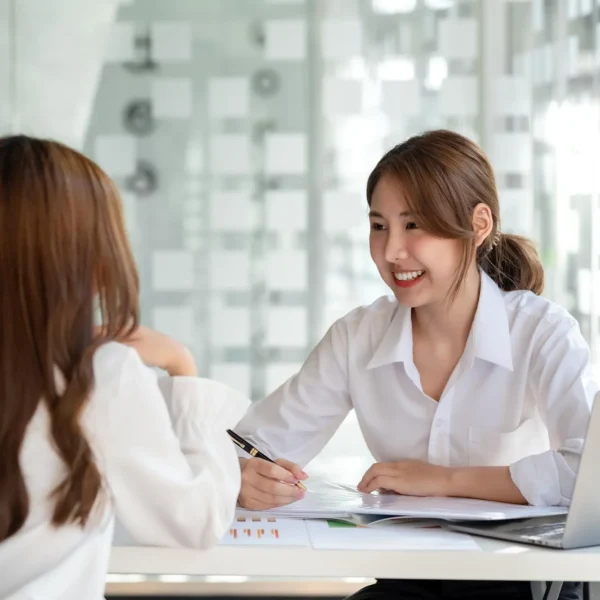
left=235, top=272, right=599, bottom=507
left=0, top=342, right=250, bottom=600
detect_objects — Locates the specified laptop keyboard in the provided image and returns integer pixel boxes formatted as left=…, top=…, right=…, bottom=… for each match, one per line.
left=502, top=521, right=565, bottom=540
left=517, top=523, right=565, bottom=539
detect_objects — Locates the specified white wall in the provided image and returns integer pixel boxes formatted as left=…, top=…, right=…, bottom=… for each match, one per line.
left=6, top=0, right=120, bottom=147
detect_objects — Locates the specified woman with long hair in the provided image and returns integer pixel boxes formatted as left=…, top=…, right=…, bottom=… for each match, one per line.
left=0, top=135, right=248, bottom=599
left=234, top=130, right=596, bottom=599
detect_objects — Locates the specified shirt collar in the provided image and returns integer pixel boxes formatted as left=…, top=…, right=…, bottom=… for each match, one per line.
left=366, top=303, right=413, bottom=370
left=366, top=271, right=513, bottom=372
left=469, top=271, right=514, bottom=371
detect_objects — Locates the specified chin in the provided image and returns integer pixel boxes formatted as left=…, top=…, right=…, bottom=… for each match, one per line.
left=393, top=293, right=426, bottom=308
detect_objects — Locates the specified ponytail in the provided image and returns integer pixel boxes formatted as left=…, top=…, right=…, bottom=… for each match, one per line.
left=478, top=233, right=544, bottom=295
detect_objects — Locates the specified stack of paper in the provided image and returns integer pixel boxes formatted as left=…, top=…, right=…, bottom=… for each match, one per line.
left=256, top=479, right=568, bottom=523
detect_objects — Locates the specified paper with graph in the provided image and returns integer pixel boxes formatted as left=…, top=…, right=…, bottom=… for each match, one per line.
left=256, top=478, right=568, bottom=522
left=219, top=514, right=310, bottom=546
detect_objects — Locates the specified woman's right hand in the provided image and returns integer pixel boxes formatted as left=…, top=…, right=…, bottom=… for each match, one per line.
left=238, top=457, right=308, bottom=510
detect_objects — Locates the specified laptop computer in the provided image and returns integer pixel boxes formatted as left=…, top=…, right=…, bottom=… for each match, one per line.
left=448, top=392, right=600, bottom=549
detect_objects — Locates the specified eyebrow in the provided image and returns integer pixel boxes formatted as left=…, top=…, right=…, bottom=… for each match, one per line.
left=368, top=210, right=412, bottom=218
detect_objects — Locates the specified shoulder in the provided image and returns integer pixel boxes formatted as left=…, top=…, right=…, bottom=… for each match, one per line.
left=330, top=295, right=401, bottom=336
left=321, top=296, right=402, bottom=363
left=504, top=289, right=578, bottom=330
left=92, top=341, right=149, bottom=395
left=503, top=290, right=584, bottom=350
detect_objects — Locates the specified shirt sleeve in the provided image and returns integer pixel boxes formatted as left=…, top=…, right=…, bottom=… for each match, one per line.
left=103, top=348, right=251, bottom=548
left=234, top=320, right=353, bottom=467
left=509, top=316, right=599, bottom=506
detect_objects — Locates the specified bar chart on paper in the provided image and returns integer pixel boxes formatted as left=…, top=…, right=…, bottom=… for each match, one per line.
left=219, top=514, right=310, bottom=546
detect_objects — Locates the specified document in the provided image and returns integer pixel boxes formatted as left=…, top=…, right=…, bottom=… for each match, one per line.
left=221, top=514, right=310, bottom=546
left=256, top=479, right=568, bottom=522
left=305, top=520, right=481, bottom=551
left=226, top=510, right=479, bottom=550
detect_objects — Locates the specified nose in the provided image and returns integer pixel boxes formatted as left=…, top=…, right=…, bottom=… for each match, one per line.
left=384, top=230, right=409, bottom=264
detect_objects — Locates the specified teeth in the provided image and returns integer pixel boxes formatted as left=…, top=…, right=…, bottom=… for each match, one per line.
left=394, top=270, right=424, bottom=281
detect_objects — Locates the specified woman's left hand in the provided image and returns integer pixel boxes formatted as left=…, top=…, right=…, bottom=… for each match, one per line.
left=357, top=460, right=453, bottom=496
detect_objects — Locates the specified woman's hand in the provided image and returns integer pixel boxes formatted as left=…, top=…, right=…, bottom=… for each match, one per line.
left=106, top=325, right=198, bottom=377
left=238, top=457, right=308, bottom=510
left=357, top=460, right=453, bottom=497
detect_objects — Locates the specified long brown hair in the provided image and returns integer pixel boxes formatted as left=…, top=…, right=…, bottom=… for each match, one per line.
left=0, top=135, right=139, bottom=541
left=366, top=129, right=544, bottom=298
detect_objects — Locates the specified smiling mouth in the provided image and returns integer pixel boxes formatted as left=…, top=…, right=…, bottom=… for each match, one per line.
left=393, top=270, right=425, bottom=282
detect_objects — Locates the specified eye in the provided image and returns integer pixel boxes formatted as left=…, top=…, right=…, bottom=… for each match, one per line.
left=406, top=222, right=419, bottom=230
left=370, top=222, right=386, bottom=231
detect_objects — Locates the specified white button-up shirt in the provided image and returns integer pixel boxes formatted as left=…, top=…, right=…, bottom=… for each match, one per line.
left=236, top=272, right=598, bottom=507
left=0, top=343, right=250, bottom=600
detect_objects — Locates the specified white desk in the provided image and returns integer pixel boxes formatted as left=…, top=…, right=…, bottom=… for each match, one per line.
left=109, top=537, right=600, bottom=582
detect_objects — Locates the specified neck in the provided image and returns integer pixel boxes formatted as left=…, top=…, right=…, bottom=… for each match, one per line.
left=412, top=266, right=481, bottom=345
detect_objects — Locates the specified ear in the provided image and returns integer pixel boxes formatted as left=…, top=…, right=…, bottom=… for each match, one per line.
left=471, top=203, right=493, bottom=248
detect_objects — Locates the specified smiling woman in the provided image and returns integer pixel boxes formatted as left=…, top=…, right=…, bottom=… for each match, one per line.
left=233, top=129, right=597, bottom=600
left=366, top=130, right=544, bottom=305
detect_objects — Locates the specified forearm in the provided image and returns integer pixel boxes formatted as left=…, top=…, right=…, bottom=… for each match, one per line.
left=446, top=466, right=527, bottom=505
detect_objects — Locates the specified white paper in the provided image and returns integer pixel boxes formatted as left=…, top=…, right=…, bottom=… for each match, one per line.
left=324, top=190, right=366, bottom=233
left=210, top=363, right=251, bottom=398
left=266, top=190, right=307, bottom=231
left=151, top=77, right=192, bottom=119
left=263, top=478, right=569, bottom=521
left=439, top=76, right=479, bottom=117
left=208, top=77, right=250, bottom=118
left=265, top=133, right=307, bottom=175
left=152, top=250, right=194, bottom=291
left=490, top=76, right=530, bottom=116
left=439, top=19, right=478, bottom=60
left=264, top=19, right=306, bottom=61
left=222, top=514, right=310, bottom=546
left=381, top=80, right=421, bottom=117
left=104, top=22, right=135, bottom=62
left=210, top=307, right=251, bottom=347
left=210, top=191, right=256, bottom=231
left=210, top=251, right=251, bottom=291
left=323, top=78, right=363, bottom=116
left=94, top=135, right=136, bottom=178
left=306, top=520, right=480, bottom=551
left=266, top=251, right=307, bottom=291
left=265, top=363, right=302, bottom=393
left=488, top=133, right=532, bottom=172
left=151, top=22, right=192, bottom=62
left=321, top=20, right=362, bottom=61
left=210, top=134, right=252, bottom=175
left=266, top=307, right=307, bottom=348
left=152, top=306, right=195, bottom=346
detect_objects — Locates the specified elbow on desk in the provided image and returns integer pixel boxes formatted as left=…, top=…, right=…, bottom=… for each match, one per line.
left=166, top=482, right=239, bottom=550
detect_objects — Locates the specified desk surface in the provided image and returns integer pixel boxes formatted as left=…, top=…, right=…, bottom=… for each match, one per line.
left=110, top=537, right=600, bottom=583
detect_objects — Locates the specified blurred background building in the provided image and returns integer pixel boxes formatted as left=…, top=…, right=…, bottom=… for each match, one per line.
left=1, top=0, right=600, bottom=594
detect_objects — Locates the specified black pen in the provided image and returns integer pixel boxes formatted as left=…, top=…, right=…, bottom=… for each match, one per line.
left=227, top=429, right=307, bottom=491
